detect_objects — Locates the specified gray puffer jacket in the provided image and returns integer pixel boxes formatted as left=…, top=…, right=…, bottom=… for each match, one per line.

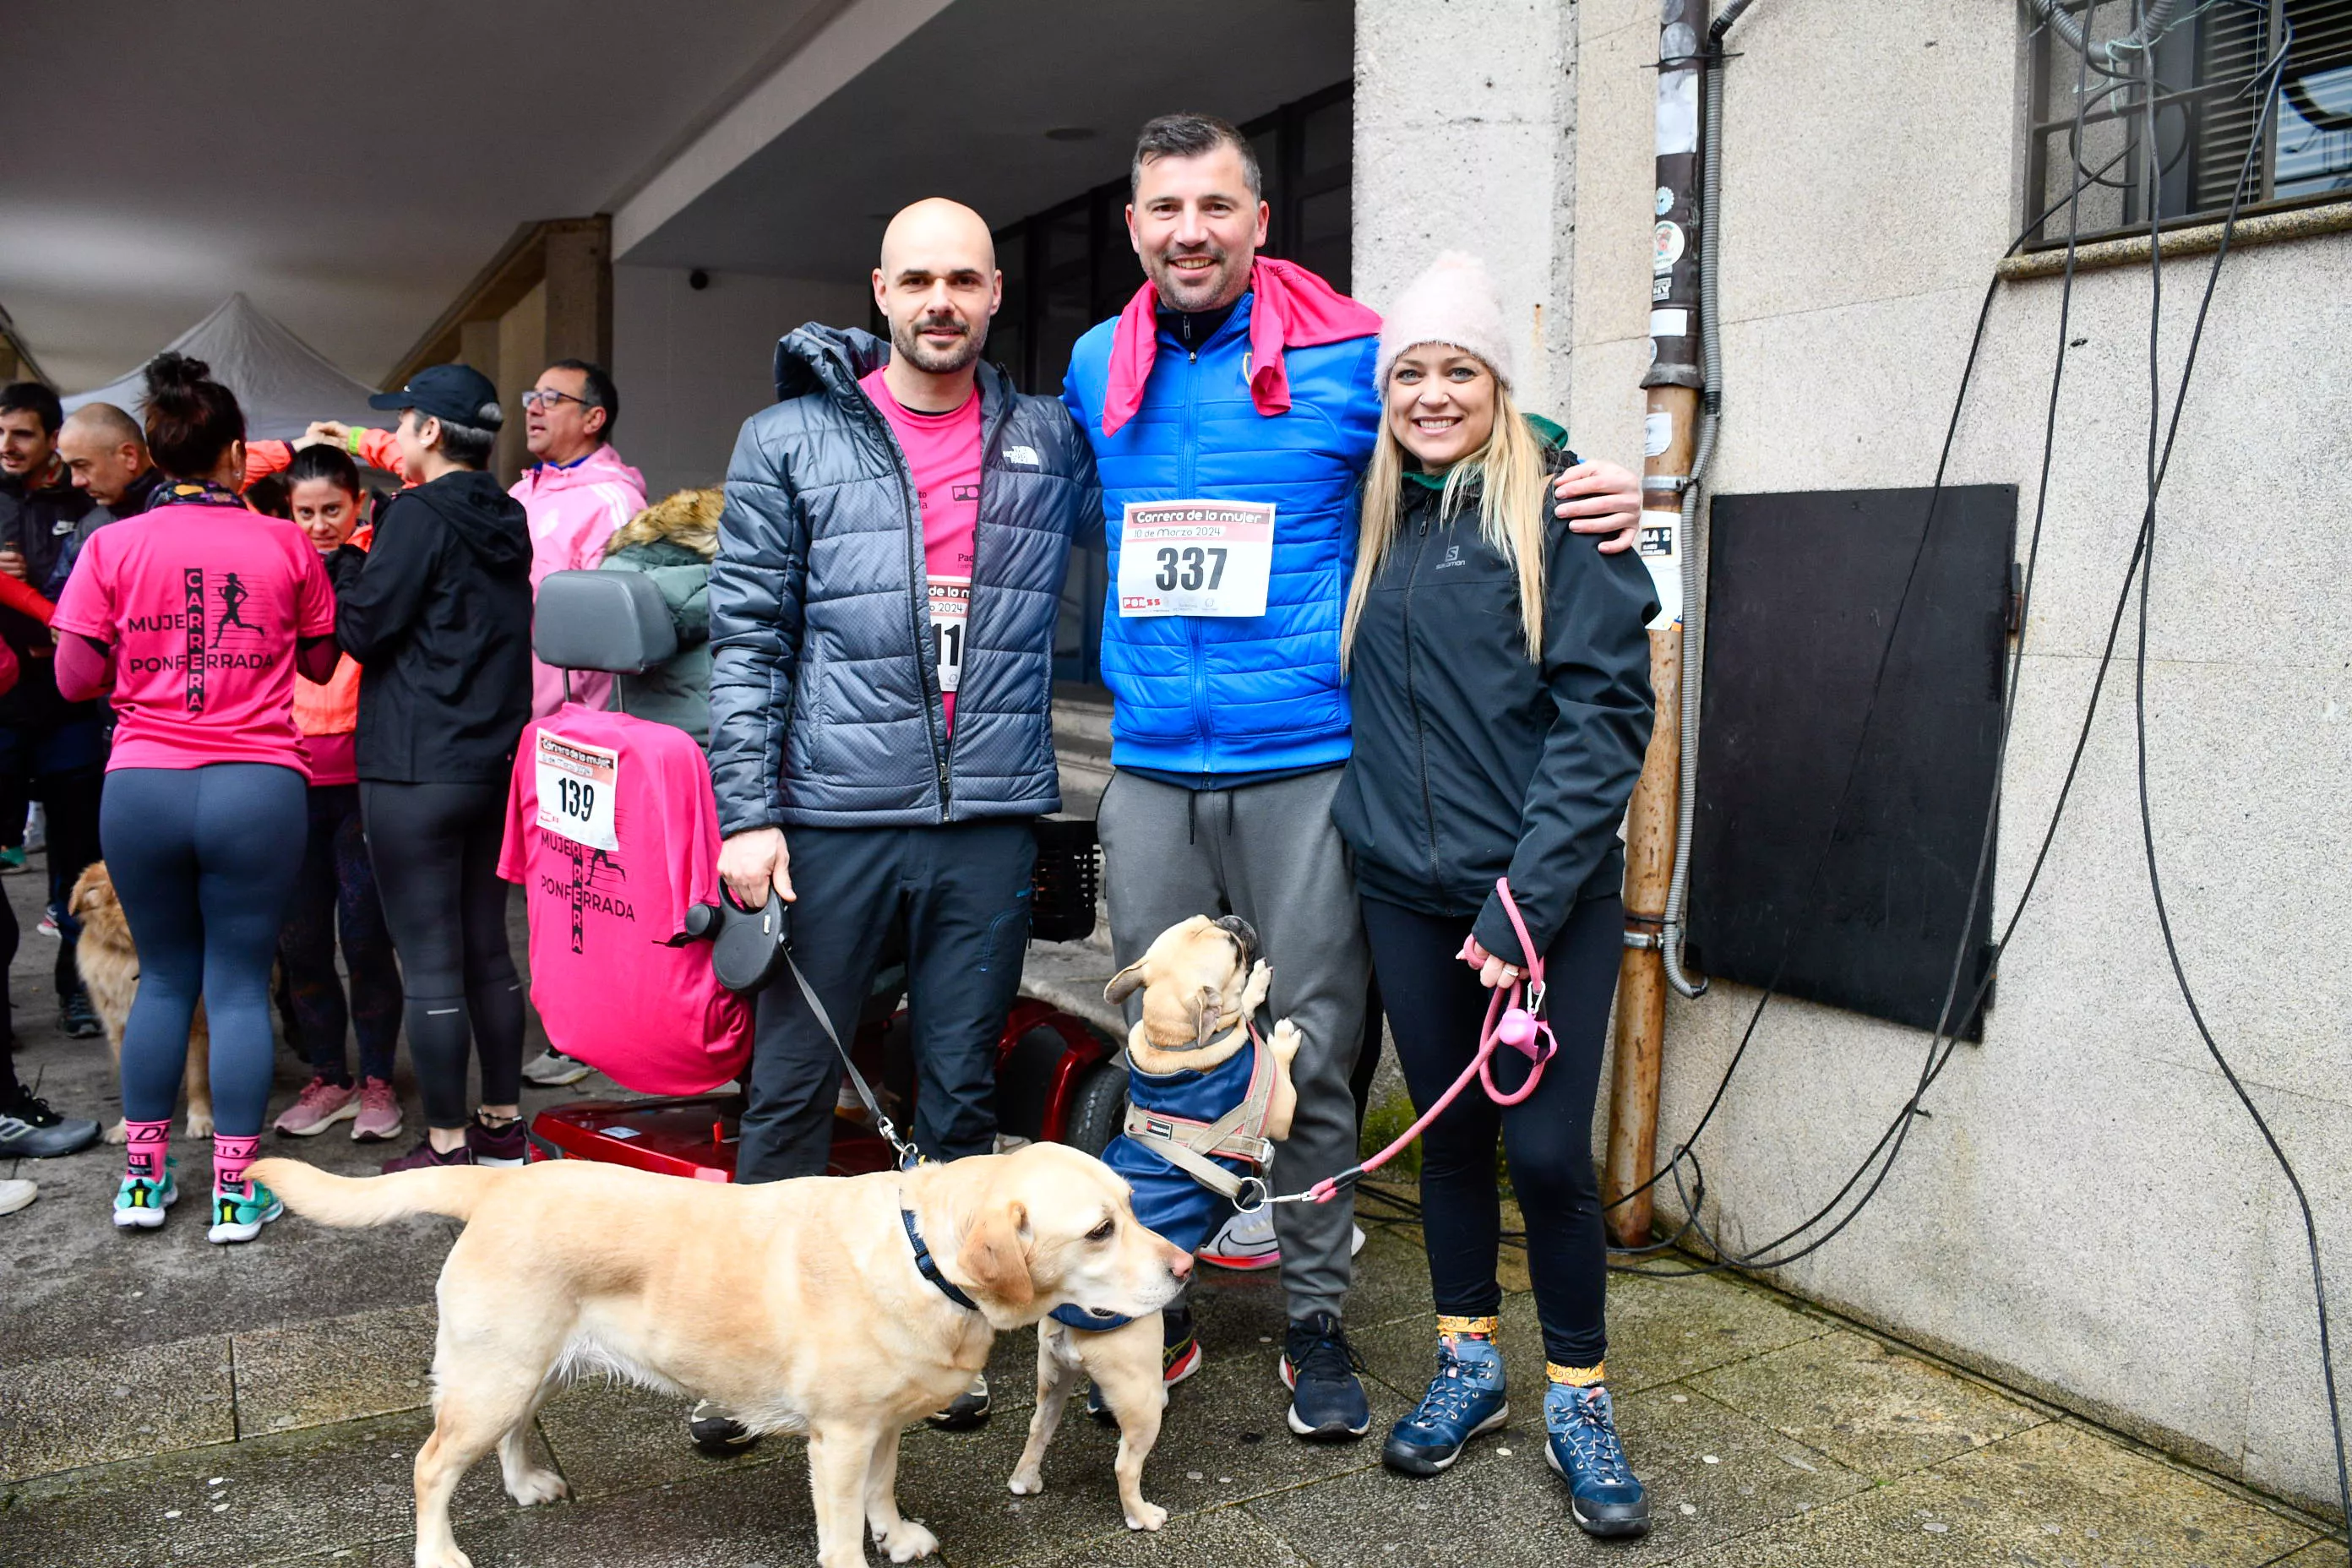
left=708, top=324, right=1100, bottom=834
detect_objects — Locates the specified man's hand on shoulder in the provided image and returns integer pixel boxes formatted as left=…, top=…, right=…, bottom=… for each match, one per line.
left=1554, top=459, right=1643, bottom=555
left=719, top=826, right=795, bottom=907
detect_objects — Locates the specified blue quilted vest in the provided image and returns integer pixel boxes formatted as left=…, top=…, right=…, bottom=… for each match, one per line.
left=1062, top=293, right=1382, bottom=775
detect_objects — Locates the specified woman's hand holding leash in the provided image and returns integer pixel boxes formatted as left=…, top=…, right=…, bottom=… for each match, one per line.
left=1457, top=934, right=1522, bottom=989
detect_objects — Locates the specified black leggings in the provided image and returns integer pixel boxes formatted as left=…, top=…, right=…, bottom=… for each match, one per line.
left=279, top=784, right=403, bottom=1085
left=359, top=781, right=523, bottom=1130
left=1361, top=893, right=1623, bottom=1369
left=102, top=765, right=308, bottom=1135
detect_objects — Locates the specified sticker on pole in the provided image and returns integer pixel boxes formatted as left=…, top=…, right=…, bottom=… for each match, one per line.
left=1117, top=500, right=1275, bottom=618
left=535, top=732, right=618, bottom=852
left=1636, top=509, right=1683, bottom=629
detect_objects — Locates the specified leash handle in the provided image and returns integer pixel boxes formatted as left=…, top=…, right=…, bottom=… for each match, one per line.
left=1252, top=877, right=1555, bottom=1205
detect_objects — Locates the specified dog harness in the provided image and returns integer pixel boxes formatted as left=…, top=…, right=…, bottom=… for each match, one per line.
left=1117, top=1020, right=1276, bottom=1203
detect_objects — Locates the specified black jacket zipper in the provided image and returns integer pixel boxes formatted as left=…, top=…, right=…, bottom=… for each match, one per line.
left=1402, top=494, right=1443, bottom=890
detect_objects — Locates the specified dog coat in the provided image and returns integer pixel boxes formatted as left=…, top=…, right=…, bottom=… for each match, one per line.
left=1102, top=1028, right=1276, bottom=1256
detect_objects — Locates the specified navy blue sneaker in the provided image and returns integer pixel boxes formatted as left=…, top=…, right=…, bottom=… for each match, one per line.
left=1544, top=1383, right=1651, bottom=1538
left=1382, top=1335, right=1509, bottom=1475
left=1280, top=1312, right=1370, bottom=1440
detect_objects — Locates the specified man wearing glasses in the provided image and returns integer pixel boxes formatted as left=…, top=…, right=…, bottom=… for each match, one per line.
left=509, top=359, right=647, bottom=1092
left=511, top=360, right=646, bottom=721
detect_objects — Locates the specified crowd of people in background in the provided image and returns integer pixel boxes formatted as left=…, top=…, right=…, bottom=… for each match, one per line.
left=0, top=108, right=1669, bottom=1538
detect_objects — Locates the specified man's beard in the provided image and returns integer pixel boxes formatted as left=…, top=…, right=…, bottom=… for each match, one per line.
left=891, top=313, right=984, bottom=375
left=1149, top=246, right=1242, bottom=309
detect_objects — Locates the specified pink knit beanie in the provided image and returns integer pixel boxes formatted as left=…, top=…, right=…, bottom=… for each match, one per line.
left=1376, top=252, right=1515, bottom=391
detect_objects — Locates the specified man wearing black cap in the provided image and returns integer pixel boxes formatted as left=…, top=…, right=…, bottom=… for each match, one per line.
left=335, top=365, right=537, bottom=1172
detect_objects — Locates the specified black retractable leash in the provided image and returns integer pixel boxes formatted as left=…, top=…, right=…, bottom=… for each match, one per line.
left=684, top=888, right=920, bottom=1170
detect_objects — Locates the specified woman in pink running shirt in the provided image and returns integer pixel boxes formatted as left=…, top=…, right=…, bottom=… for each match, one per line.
left=52, top=353, right=339, bottom=1244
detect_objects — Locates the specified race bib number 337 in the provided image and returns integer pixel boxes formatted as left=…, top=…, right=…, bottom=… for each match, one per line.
left=1116, top=500, right=1275, bottom=618
left=535, top=732, right=618, bottom=852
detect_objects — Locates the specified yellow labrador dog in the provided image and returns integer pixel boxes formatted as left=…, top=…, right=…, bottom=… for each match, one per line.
left=1006, top=914, right=1304, bottom=1530
left=251, top=1143, right=1190, bottom=1568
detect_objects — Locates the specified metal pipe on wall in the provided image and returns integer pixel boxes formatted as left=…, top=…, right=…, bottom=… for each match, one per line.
left=1603, top=0, right=1709, bottom=1251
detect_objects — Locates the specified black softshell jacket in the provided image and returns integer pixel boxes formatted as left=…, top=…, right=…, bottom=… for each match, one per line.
left=335, top=469, right=532, bottom=783
left=1331, top=433, right=1658, bottom=966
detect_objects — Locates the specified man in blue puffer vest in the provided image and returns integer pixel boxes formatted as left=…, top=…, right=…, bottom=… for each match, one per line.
left=1064, top=114, right=1646, bottom=1444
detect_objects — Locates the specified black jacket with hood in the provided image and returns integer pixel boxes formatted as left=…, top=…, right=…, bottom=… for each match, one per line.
left=1331, top=419, right=1658, bottom=966
left=335, top=468, right=532, bottom=784
left=0, top=460, right=106, bottom=729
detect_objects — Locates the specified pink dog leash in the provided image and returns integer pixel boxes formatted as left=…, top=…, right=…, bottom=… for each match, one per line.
left=1235, top=879, right=1555, bottom=1214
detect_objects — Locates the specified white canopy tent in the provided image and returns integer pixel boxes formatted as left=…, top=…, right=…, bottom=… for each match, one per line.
left=61, top=293, right=388, bottom=440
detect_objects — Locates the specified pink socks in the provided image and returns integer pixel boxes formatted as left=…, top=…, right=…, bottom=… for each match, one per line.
left=122, top=1119, right=171, bottom=1182
left=211, top=1133, right=260, bottom=1191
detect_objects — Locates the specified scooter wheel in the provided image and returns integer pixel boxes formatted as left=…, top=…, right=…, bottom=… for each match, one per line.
left=1059, top=1061, right=1129, bottom=1158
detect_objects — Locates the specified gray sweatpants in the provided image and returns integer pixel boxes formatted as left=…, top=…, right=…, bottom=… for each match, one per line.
left=1096, top=766, right=1369, bottom=1319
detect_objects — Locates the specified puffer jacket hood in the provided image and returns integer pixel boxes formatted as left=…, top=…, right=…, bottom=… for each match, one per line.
left=705, top=324, right=1102, bottom=833
left=1330, top=421, right=1658, bottom=966
left=411, top=468, right=531, bottom=572
left=606, top=487, right=721, bottom=560
left=600, top=489, right=722, bottom=747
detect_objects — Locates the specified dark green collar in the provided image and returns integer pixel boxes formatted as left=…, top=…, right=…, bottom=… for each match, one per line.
left=1402, top=412, right=1567, bottom=492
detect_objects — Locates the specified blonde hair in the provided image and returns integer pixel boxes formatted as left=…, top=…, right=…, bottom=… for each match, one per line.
left=1341, top=374, right=1551, bottom=670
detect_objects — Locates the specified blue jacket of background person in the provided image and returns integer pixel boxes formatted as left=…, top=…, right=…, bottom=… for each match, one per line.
left=1063, top=291, right=1383, bottom=777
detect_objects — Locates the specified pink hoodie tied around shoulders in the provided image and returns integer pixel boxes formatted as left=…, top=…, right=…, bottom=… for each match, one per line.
left=1098, top=256, right=1384, bottom=437
left=511, top=444, right=648, bottom=718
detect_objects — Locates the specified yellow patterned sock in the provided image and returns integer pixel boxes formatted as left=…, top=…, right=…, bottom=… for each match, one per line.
left=1546, top=1360, right=1606, bottom=1388
left=1437, top=1314, right=1500, bottom=1342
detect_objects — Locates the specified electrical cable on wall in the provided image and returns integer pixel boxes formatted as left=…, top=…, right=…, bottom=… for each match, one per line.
left=1578, top=0, right=2352, bottom=1538
left=1342, top=0, right=2352, bottom=1537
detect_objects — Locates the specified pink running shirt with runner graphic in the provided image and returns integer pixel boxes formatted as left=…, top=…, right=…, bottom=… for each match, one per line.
left=52, top=502, right=335, bottom=774
left=860, top=367, right=979, bottom=734
left=498, top=705, right=750, bottom=1095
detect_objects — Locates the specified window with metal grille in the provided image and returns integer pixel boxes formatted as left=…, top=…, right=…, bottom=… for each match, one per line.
left=2024, top=0, right=2352, bottom=246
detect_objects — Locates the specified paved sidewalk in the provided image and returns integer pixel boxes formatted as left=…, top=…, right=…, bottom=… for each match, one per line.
left=1, top=865, right=2340, bottom=1566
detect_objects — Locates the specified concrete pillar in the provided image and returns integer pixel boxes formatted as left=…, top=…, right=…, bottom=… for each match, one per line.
left=542, top=217, right=613, bottom=370
left=457, top=318, right=501, bottom=389
left=1353, top=0, right=1580, bottom=417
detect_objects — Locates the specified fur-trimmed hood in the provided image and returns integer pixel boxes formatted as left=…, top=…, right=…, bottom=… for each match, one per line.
left=606, top=487, right=721, bottom=561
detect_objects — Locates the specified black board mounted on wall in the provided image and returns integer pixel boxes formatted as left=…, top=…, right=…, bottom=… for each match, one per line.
left=1686, top=485, right=2017, bottom=1039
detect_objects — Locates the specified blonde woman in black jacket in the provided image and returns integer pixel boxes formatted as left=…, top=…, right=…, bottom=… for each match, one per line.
left=1330, top=253, right=1658, bottom=1536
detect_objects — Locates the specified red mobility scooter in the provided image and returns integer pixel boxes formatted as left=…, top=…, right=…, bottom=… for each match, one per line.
left=518, top=569, right=1127, bottom=1180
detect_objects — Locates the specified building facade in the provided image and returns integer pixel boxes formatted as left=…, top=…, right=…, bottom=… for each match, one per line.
left=578, top=0, right=2349, bottom=1516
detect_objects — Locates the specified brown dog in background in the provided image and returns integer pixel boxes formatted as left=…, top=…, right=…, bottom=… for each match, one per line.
left=70, top=862, right=214, bottom=1141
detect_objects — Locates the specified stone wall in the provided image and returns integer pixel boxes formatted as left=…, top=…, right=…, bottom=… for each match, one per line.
left=1557, top=0, right=2352, bottom=1515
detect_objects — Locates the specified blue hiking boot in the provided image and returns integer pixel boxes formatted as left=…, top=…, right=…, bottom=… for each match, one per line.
left=1382, top=1334, right=1509, bottom=1475
left=1281, top=1312, right=1370, bottom=1440
left=112, top=1158, right=179, bottom=1230
left=1544, top=1382, right=1651, bottom=1538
